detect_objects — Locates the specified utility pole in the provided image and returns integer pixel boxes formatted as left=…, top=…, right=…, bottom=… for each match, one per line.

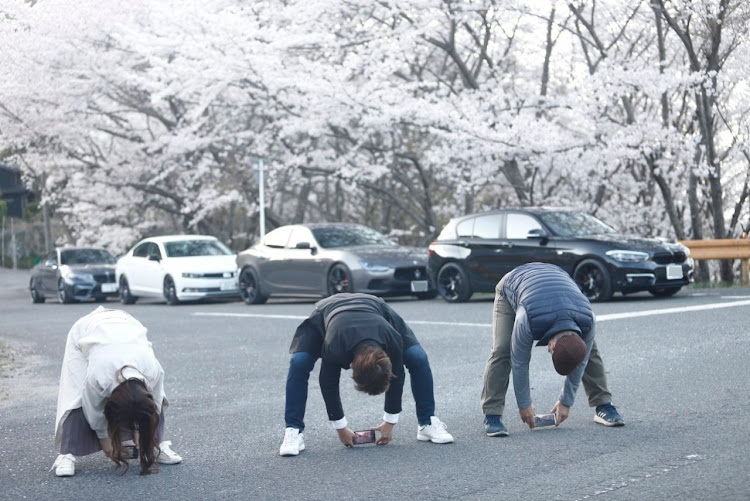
left=10, top=216, right=16, bottom=269
left=257, top=159, right=266, bottom=238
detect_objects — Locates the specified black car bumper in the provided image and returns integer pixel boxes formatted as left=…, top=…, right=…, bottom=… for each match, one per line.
left=610, top=262, right=694, bottom=293
left=70, top=282, right=119, bottom=300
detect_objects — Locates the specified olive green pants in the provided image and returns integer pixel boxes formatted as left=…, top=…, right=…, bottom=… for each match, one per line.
left=480, top=278, right=612, bottom=416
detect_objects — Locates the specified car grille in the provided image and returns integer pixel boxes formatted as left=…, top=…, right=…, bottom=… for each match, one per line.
left=652, top=251, right=687, bottom=265
left=198, top=273, right=232, bottom=278
left=93, top=272, right=115, bottom=283
left=394, top=266, right=427, bottom=281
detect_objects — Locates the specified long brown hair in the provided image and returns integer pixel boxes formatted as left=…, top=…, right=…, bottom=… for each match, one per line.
left=350, top=344, right=393, bottom=395
left=104, top=367, right=160, bottom=475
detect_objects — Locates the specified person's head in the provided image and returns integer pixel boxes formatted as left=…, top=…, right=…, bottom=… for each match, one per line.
left=547, top=331, right=587, bottom=375
left=350, top=344, right=394, bottom=395
left=104, top=368, right=159, bottom=475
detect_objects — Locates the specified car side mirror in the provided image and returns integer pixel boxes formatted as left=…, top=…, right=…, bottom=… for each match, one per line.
left=527, top=229, right=547, bottom=239
left=148, top=254, right=161, bottom=262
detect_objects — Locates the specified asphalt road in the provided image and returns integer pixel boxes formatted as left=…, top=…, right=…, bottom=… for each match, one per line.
left=1, top=268, right=749, bottom=500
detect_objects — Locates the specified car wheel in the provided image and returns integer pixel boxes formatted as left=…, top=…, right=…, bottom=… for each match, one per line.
left=119, top=276, right=137, bottom=304
left=649, top=286, right=682, bottom=297
left=415, top=290, right=438, bottom=300
left=327, top=264, right=353, bottom=296
left=436, top=263, right=473, bottom=302
left=163, top=276, right=180, bottom=305
left=57, top=279, right=75, bottom=304
left=30, top=279, right=45, bottom=304
left=238, top=267, right=268, bottom=305
left=573, top=259, right=613, bottom=302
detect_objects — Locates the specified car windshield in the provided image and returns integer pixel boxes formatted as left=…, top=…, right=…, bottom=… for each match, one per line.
left=538, top=211, right=616, bottom=237
left=60, top=249, right=116, bottom=265
left=312, top=226, right=395, bottom=248
left=164, top=239, right=233, bottom=257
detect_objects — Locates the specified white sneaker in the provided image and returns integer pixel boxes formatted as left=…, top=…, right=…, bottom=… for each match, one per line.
left=417, top=416, right=454, bottom=444
left=50, top=454, right=75, bottom=477
left=156, top=441, right=182, bottom=465
left=279, top=427, right=305, bottom=456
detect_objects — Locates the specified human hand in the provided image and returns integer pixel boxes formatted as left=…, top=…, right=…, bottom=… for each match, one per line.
left=373, top=421, right=394, bottom=445
left=550, top=401, right=570, bottom=426
left=99, top=437, right=113, bottom=459
left=336, top=427, right=355, bottom=447
left=519, top=406, right=536, bottom=429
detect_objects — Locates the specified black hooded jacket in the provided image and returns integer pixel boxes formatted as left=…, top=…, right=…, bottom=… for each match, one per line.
left=289, top=293, right=420, bottom=420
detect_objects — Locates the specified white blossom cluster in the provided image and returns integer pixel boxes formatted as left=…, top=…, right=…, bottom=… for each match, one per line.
left=0, top=0, right=748, bottom=252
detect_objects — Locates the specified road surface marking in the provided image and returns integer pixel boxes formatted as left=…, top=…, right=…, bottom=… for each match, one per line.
left=193, top=298, right=750, bottom=326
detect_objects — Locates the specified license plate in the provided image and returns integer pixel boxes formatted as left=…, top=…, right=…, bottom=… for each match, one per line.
left=410, top=280, right=428, bottom=292
left=666, top=265, right=683, bottom=280
left=101, top=283, right=117, bottom=293
left=220, top=279, right=236, bottom=291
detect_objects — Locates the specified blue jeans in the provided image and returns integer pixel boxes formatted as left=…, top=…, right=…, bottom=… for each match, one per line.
left=404, top=344, right=436, bottom=426
left=284, top=345, right=437, bottom=430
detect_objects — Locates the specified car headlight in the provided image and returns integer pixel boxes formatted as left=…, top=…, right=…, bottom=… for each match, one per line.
left=606, top=250, right=649, bottom=262
left=360, top=261, right=392, bottom=272
left=676, top=243, right=691, bottom=257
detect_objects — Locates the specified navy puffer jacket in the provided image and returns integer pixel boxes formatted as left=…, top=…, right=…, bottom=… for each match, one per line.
left=502, top=262, right=594, bottom=346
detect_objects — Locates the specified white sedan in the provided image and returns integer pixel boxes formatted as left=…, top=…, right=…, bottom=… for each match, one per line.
left=116, top=235, right=238, bottom=305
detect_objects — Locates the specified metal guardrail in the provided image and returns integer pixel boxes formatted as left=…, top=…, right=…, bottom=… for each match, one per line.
left=679, top=239, right=750, bottom=285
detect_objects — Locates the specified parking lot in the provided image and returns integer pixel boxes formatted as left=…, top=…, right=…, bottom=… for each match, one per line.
left=1, top=268, right=749, bottom=500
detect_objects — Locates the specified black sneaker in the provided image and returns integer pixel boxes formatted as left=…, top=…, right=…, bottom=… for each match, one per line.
left=594, top=403, right=625, bottom=427
left=484, top=414, right=509, bottom=437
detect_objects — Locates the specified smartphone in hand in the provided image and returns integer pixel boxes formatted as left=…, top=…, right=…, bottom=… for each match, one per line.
left=352, top=430, right=376, bottom=445
left=533, top=413, right=556, bottom=428
left=122, top=445, right=139, bottom=459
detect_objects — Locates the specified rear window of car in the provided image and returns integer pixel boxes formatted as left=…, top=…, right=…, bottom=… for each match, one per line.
left=442, top=215, right=501, bottom=239
left=456, top=219, right=473, bottom=238
left=473, top=215, right=501, bottom=238
left=164, top=239, right=232, bottom=257
left=262, top=227, right=292, bottom=248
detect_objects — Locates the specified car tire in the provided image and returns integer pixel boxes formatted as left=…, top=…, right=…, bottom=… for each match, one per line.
left=415, top=290, right=438, bottom=300
left=57, top=279, right=75, bottom=304
left=327, top=264, right=353, bottom=296
left=30, top=279, right=45, bottom=304
left=119, top=276, right=137, bottom=304
left=164, top=276, right=180, bottom=305
left=238, top=267, right=268, bottom=305
left=573, top=259, right=613, bottom=302
left=648, top=286, right=682, bottom=297
left=436, top=262, right=473, bottom=302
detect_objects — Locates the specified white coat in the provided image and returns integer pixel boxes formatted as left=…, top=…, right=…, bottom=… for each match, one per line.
left=54, top=307, right=167, bottom=446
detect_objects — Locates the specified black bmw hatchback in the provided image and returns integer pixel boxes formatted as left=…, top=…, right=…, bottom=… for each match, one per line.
left=427, top=207, right=694, bottom=302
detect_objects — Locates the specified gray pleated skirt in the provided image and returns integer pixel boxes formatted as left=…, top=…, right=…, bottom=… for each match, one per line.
left=60, top=407, right=165, bottom=456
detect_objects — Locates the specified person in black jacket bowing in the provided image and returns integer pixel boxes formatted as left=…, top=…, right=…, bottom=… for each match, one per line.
left=279, top=293, right=454, bottom=456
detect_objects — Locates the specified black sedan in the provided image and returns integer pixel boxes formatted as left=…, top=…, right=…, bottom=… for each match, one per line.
left=29, top=247, right=119, bottom=303
left=236, top=223, right=436, bottom=304
left=428, top=207, right=694, bottom=302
